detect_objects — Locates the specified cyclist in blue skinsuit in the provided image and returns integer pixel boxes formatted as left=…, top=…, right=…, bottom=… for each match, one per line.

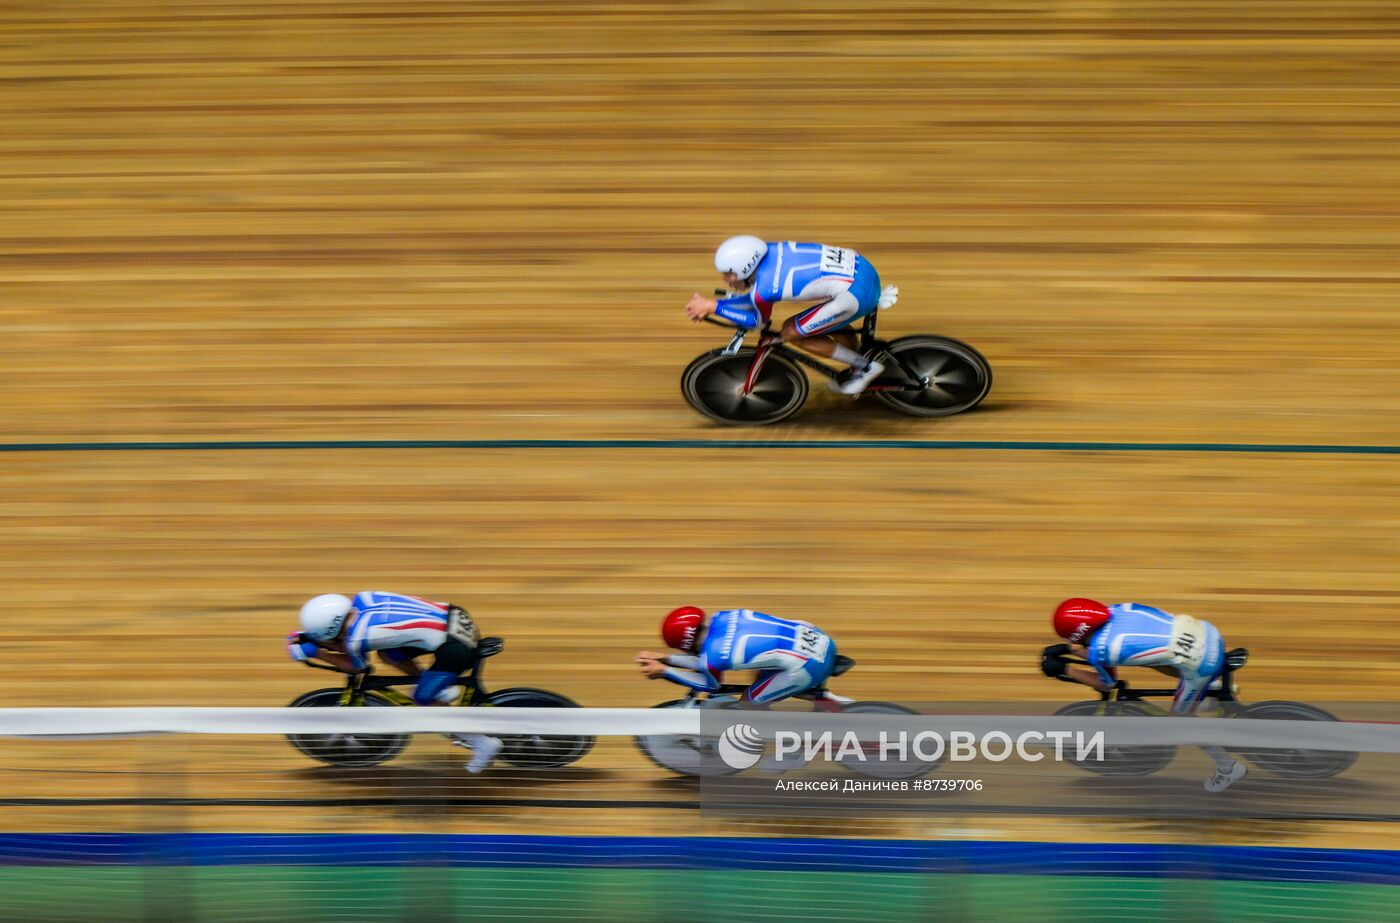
left=684, top=236, right=899, bottom=396
left=636, top=606, right=841, bottom=705
left=1042, top=598, right=1246, bottom=792
left=288, top=590, right=501, bottom=773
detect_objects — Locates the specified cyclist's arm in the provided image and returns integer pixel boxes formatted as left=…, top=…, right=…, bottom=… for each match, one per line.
left=1082, top=647, right=1118, bottom=690
left=636, top=651, right=703, bottom=670
left=660, top=664, right=721, bottom=692
left=1065, top=664, right=1114, bottom=691
left=713, top=292, right=763, bottom=329
left=306, top=649, right=362, bottom=674
left=288, top=633, right=366, bottom=674
left=708, top=282, right=786, bottom=329
left=1043, top=642, right=1115, bottom=690
left=287, top=635, right=319, bottom=662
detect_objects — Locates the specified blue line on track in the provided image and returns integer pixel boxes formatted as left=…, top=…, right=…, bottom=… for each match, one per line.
left=0, top=834, right=1396, bottom=883
left=0, top=439, right=1397, bottom=455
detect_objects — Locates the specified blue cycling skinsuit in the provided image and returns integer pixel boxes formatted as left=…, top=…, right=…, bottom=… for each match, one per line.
left=660, top=609, right=839, bottom=704
left=1086, top=603, right=1226, bottom=714
left=713, top=241, right=882, bottom=335
left=288, top=590, right=480, bottom=705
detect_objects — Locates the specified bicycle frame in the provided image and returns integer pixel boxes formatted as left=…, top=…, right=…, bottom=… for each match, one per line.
left=1058, top=647, right=1250, bottom=714
left=671, top=682, right=850, bottom=713
left=334, top=674, right=485, bottom=709
left=703, top=311, right=929, bottom=397
left=304, top=637, right=507, bottom=708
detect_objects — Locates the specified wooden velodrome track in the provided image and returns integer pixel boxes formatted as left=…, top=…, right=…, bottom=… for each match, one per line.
left=1, top=1, right=1398, bottom=850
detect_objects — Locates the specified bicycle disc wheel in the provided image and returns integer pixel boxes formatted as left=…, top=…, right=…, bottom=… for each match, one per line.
left=633, top=700, right=741, bottom=777
left=681, top=349, right=808, bottom=426
left=873, top=336, right=992, bottom=417
left=1052, top=700, right=1176, bottom=776
left=488, top=688, right=596, bottom=769
left=1229, top=701, right=1357, bottom=779
left=286, top=688, right=408, bottom=768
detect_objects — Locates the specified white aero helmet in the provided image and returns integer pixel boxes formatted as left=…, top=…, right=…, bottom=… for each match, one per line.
left=715, top=235, right=767, bottom=279
left=299, top=593, right=353, bottom=642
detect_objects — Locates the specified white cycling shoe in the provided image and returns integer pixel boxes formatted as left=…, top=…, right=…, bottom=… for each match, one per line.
left=453, top=734, right=503, bottom=774
left=831, top=359, right=885, bottom=397
left=1204, top=760, right=1247, bottom=793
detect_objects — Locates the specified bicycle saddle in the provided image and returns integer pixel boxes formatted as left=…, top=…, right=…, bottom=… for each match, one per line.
left=832, top=655, right=856, bottom=677
left=478, top=637, right=505, bottom=658
left=1226, top=647, right=1248, bottom=670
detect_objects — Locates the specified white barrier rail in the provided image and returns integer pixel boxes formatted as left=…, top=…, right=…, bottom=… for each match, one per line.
left=0, top=708, right=1395, bottom=753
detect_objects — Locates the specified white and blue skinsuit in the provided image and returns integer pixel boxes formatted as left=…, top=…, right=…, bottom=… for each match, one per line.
left=1086, top=603, right=1226, bottom=713
left=714, top=241, right=882, bottom=336
left=288, top=590, right=474, bottom=705
left=661, top=609, right=839, bottom=704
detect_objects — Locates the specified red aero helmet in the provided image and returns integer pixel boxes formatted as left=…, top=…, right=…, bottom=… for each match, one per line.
left=1053, top=598, right=1112, bottom=643
left=662, top=606, right=706, bottom=653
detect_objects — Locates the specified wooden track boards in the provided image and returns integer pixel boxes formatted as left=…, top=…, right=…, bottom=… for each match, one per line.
left=1, top=1, right=1398, bottom=847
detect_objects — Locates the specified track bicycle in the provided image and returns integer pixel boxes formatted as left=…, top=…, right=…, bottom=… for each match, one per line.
left=681, top=305, right=992, bottom=425
left=634, top=654, right=939, bottom=779
left=1047, top=645, right=1357, bottom=779
left=287, top=637, right=595, bottom=769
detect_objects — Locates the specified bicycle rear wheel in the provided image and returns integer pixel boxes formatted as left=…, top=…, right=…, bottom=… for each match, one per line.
left=835, top=701, right=943, bottom=780
left=286, top=688, right=408, bottom=768
left=874, top=336, right=992, bottom=417
left=681, top=349, right=808, bottom=426
left=488, top=688, right=595, bottom=769
left=1229, top=701, right=1357, bottom=779
left=1052, top=700, right=1176, bottom=776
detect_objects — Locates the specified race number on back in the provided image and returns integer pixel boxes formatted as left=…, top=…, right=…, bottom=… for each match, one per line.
left=446, top=606, right=480, bottom=648
left=819, top=246, right=857, bottom=278
left=1168, top=615, right=1207, bottom=670
left=794, top=625, right=831, bottom=662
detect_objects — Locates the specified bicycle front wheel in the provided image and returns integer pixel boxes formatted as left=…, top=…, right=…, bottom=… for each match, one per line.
left=634, top=699, right=741, bottom=777
left=1052, top=700, right=1176, bottom=776
left=681, top=349, right=808, bottom=426
left=286, top=688, right=408, bottom=768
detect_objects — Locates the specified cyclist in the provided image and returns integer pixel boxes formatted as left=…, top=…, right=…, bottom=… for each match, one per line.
left=684, top=236, right=899, bottom=396
left=635, top=606, right=840, bottom=705
left=287, top=591, right=502, bottom=773
left=1041, top=597, right=1246, bottom=792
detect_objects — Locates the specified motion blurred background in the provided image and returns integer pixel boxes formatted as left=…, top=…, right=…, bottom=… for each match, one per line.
left=2, top=1, right=1398, bottom=920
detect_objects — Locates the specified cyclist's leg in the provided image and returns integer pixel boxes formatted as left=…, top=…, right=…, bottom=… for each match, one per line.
left=745, top=649, right=834, bottom=705
left=1171, top=624, right=1225, bottom=716
left=745, top=666, right=819, bottom=704
left=783, top=261, right=885, bottom=392
left=1171, top=673, right=1215, bottom=715
left=411, top=637, right=477, bottom=705
left=750, top=648, right=837, bottom=771
left=789, top=254, right=880, bottom=354
left=412, top=639, right=500, bottom=771
left=1172, top=627, right=1241, bottom=784
left=1179, top=681, right=1241, bottom=782
left=378, top=645, right=430, bottom=676
left=782, top=290, right=862, bottom=355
